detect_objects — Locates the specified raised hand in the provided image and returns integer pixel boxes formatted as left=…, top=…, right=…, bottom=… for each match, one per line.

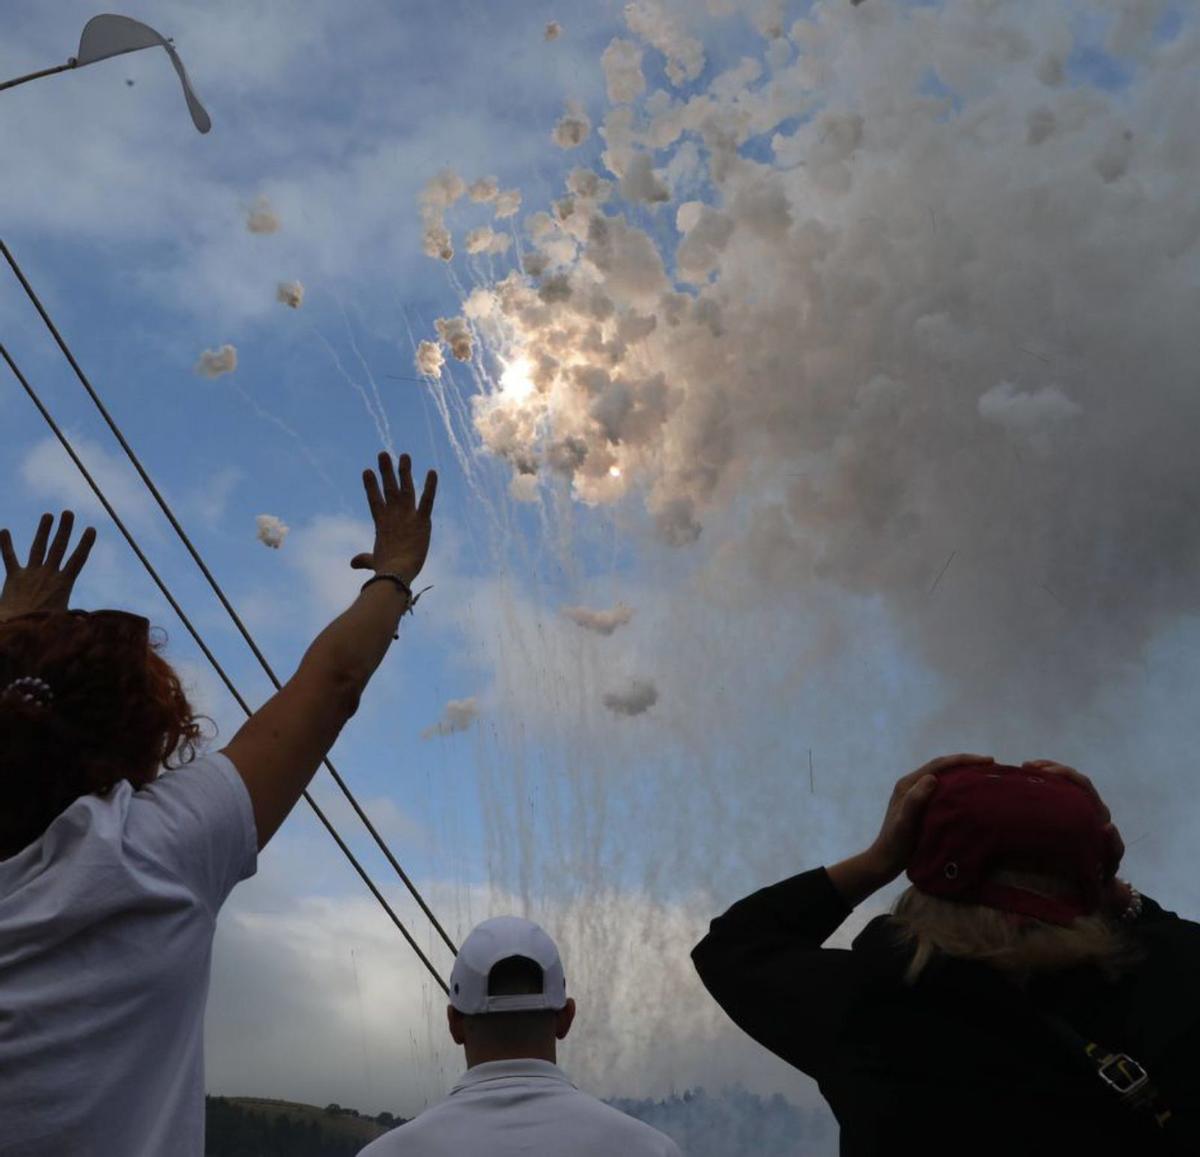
left=0, top=512, right=97, bottom=622
left=349, top=452, right=438, bottom=585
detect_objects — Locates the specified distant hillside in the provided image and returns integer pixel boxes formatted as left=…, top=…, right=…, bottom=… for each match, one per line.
left=205, top=1095, right=404, bottom=1156
left=207, top=1087, right=835, bottom=1157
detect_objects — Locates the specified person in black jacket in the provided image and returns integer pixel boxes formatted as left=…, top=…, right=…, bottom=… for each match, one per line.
left=692, top=753, right=1200, bottom=1157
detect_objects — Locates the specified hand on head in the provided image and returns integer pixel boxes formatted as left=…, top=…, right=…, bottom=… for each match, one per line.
left=349, top=452, right=438, bottom=584
left=0, top=512, right=96, bottom=622
left=866, top=753, right=994, bottom=879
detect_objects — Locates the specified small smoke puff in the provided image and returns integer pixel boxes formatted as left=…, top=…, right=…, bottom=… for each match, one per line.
left=255, top=514, right=288, bottom=550
left=603, top=38, right=647, bottom=104
left=545, top=21, right=562, bottom=41
left=245, top=196, right=280, bottom=235
left=421, top=697, right=479, bottom=739
left=276, top=280, right=304, bottom=309
left=553, top=101, right=592, bottom=150
left=602, top=677, right=658, bottom=716
left=978, top=381, right=1082, bottom=454
left=623, top=0, right=705, bottom=87
left=435, top=316, right=473, bottom=362
left=562, top=604, right=635, bottom=636
left=620, top=153, right=670, bottom=203
left=494, top=189, right=523, bottom=220
left=466, top=226, right=512, bottom=256
left=510, top=473, right=540, bottom=503
left=416, top=340, right=445, bottom=379
left=469, top=176, right=500, bottom=203
left=195, top=344, right=237, bottom=379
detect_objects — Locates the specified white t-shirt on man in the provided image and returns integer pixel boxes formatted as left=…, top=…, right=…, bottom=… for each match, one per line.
left=358, top=1059, right=683, bottom=1157
left=0, top=751, right=257, bottom=1157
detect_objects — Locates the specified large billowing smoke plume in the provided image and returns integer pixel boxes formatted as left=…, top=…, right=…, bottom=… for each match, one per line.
left=424, top=0, right=1200, bottom=718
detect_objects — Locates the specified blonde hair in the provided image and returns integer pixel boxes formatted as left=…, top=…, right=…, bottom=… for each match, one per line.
left=891, top=871, right=1140, bottom=986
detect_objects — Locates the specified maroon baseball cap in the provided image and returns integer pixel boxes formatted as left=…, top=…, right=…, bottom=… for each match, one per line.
left=906, top=763, right=1121, bottom=925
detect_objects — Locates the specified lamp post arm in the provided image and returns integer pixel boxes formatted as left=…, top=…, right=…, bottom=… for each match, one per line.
left=0, top=60, right=78, bottom=94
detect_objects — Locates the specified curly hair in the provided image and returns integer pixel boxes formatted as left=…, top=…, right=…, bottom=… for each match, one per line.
left=0, top=612, right=203, bottom=859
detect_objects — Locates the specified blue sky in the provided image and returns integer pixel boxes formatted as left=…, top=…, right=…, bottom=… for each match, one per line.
left=4, top=0, right=1200, bottom=1133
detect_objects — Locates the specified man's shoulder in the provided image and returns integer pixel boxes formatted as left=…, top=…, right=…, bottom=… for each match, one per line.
left=558, top=1087, right=683, bottom=1153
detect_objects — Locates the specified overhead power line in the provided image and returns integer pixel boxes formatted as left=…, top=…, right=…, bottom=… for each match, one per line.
left=0, top=340, right=449, bottom=992
left=1, top=240, right=458, bottom=978
left=1, top=239, right=456, bottom=961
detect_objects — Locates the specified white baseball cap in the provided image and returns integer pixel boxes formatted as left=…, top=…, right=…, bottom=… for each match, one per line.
left=449, top=916, right=568, bottom=1014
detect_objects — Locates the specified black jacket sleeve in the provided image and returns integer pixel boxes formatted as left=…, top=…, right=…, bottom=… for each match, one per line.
left=691, top=867, right=890, bottom=1079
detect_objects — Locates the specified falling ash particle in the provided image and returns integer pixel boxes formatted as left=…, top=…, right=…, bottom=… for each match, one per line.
left=195, top=344, right=237, bottom=379
left=276, top=280, right=305, bottom=309
left=421, top=697, right=479, bottom=739
left=245, top=196, right=280, bottom=235
left=545, top=21, right=562, bottom=41
left=255, top=514, right=289, bottom=549
left=562, top=604, right=635, bottom=635
left=602, top=677, right=658, bottom=716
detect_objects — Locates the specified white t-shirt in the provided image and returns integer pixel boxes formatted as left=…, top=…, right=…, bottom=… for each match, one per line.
left=358, top=1059, right=683, bottom=1157
left=0, top=751, right=257, bottom=1157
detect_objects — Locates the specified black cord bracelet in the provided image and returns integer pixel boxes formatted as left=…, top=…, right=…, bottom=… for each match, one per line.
left=361, top=572, right=432, bottom=639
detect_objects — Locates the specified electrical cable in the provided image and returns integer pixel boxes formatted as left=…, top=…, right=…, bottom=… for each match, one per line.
left=1, top=239, right=458, bottom=961
left=0, top=342, right=449, bottom=995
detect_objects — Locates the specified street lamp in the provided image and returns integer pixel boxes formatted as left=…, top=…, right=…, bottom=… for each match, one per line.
left=0, top=13, right=210, bottom=133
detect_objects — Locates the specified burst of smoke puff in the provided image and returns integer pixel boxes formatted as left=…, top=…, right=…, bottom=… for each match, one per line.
left=421, top=696, right=479, bottom=739
left=562, top=604, right=635, bottom=636
left=553, top=101, right=592, bottom=149
left=435, top=316, right=473, bottom=362
left=421, top=168, right=467, bottom=210
left=255, top=514, right=289, bottom=549
left=545, top=20, right=562, bottom=41
left=978, top=382, right=1082, bottom=455
left=494, top=189, right=523, bottom=220
left=416, top=340, right=445, bottom=379
left=620, top=153, right=670, bottom=203
left=602, top=38, right=647, bottom=104
left=423, top=223, right=454, bottom=262
left=466, top=226, right=512, bottom=256
left=602, top=677, right=658, bottom=716
left=469, top=176, right=500, bottom=203
left=510, top=473, right=540, bottom=502
left=245, top=196, right=280, bottom=234
left=276, top=280, right=304, bottom=309
left=623, top=0, right=705, bottom=87
left=195, top=344, right=237, bottom=379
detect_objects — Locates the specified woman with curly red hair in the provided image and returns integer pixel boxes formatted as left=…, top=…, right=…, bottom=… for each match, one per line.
left=0, top=452, right=436, bottom=1157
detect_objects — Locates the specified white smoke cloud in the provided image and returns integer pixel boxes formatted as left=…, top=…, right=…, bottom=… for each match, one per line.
left=195, top=344, right=238, bottom=378
left=421, top=697, right=480, bottom=739
left=255, top=514, right=289, bottom=549
left=420, top=0, right=1200, bottom=719
left=415, top=339, right=445, bottom=380
left=602, top=677, right=658, bottom=716
left=276, top=280, right=305, bottom=309
left=553, top=101, right=593, bottom=150
left=562, top=604, right=636, bottom=635
left=545, top=21, right=563, bottom=42
left=245, top=196, right=280, bottom=234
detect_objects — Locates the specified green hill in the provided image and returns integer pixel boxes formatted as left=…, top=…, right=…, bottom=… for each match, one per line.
left=205, top=1095, right=405, bottom=1157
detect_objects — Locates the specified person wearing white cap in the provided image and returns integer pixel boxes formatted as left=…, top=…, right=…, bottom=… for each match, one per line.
left=358, top=916, right=682, bottom=1156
